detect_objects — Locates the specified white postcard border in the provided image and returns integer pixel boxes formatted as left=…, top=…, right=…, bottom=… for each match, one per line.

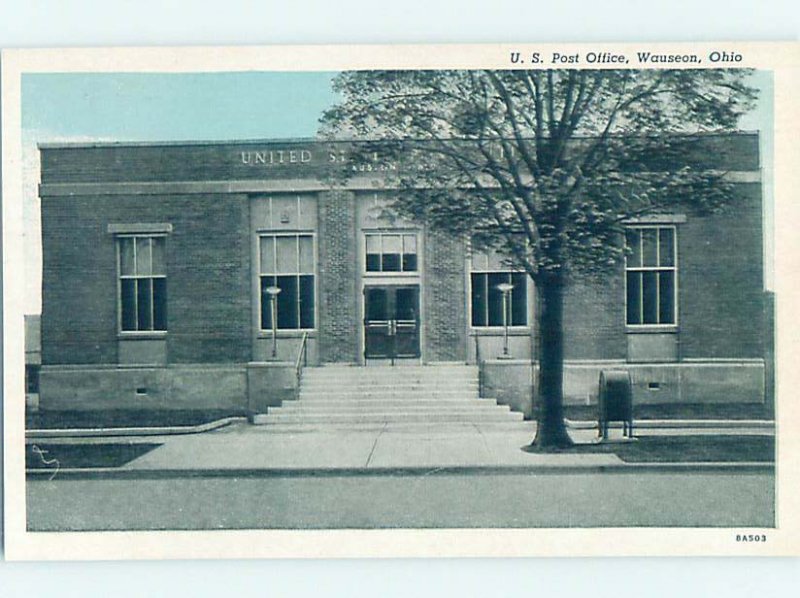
left=3, top=41, right=799, bottom=559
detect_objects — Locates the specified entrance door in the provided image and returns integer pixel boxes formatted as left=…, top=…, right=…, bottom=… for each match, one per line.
left=364, top=285, right=420, bottom=362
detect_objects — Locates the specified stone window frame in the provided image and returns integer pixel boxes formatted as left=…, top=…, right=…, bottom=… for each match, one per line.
left=624, top=223, right=679, bottom=329
left=111, top=225, right=171, bottom=336
left=258, top=232, right=317, bottom=332
left=468, top=248, right=530, bottom=330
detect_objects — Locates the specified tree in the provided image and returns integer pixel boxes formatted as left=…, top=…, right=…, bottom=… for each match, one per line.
left=320, top=69, right=758, bottom=449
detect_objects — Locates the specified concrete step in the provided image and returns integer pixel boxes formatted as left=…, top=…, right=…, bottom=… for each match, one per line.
left=269, top=397, right=513, bottom=411
left=288, top=404, right=492, bottom=413
left=259, top=411, right=524, bottom=425
left=289, top=398, right=491, bottom=407
left=300, top=390, right=478, bottom=401
left=249, top=419, right=531, bottom=431
left=300, top=381, right=478, bottom=389
left=304, top=365, right=477, bottom=372
left=302, top=368, right=477, bottom=380
left=275, top=403, right=511, bottom=414
left=300, top=388, right=479, bottom=395
left=255, top=364, right=506, bottom=428
left=301, top=380, right=478, bottom=389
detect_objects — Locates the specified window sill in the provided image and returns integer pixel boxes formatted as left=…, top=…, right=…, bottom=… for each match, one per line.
left=625, top=325, right=678, bottom=334
left=258, top=330, right=317, bottom=339
left=117, top=332, right=168, bottom=340
left=470, top=327, right=531, bottom=335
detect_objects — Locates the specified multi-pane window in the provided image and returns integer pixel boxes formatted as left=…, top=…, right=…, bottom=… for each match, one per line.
left=625, top=226, right=677, bottom=325
left=260, top=234, right=315, bottom=330
left=470, top=251, right=528, bottom=327
left=365, top=233, right=418, bottom=272
left=118, top=236, right=167, bottom=332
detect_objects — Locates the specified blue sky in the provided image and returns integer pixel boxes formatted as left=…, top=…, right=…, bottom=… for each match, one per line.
left=22, top=70, right=772, bottom=142
left=22, top=72, right=339, bottom=142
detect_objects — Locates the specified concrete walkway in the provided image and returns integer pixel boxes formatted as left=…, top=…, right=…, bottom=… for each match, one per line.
left=119, top=421, right=628, bottom=472
left=25, top=418, right=776, bottom=477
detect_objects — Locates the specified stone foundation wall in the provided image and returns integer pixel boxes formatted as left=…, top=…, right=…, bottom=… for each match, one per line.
left=480, top=359, right=767, bottom=419
left=39, top=365, right=248, bottom=412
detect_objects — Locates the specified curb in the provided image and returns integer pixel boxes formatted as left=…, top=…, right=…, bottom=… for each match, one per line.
left=25, top=417, right=246, bottom=439
left=26, top=461, right=775, bottom=480
left=565, top=418, right=775, bottom=431
left=26, top=417, right=774, bottom=438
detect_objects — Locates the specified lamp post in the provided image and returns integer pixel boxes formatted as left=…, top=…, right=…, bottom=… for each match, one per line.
left=265, top=285, right=281, bottom=360
left=496, top=282, right=515, bottom=359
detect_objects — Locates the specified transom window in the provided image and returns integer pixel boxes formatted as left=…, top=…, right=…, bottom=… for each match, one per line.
left=118, top=236, right=167, bottom=332
left=260, top=234, right=315, bottom=330
left=365, top=232, right=418, bottom=273
left=470, top=251, right=528, bottom=328
left=625, top=226, right=677, bottom=325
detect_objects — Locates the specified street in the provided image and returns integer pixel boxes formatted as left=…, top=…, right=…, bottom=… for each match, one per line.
left=27, top=470, right=774, bottom=530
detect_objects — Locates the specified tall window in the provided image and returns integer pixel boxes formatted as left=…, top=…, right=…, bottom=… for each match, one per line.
left=365, top=232, right=418, bottom=272
left=118, top=236, right=167, bottom=332
left=470, top=251, right=528, bottom=327
left=260, top=234, right=315, bottom=330
left=625, top=226, right=677, bottom=325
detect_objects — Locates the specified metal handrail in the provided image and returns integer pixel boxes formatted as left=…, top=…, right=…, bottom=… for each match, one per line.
left=294, top=332, right=309, bottom=401
left=472, top=332, right=483, bottom=398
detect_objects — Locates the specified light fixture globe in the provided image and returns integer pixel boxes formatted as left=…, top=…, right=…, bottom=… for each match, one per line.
left=496, top=282, right=514, bottom=294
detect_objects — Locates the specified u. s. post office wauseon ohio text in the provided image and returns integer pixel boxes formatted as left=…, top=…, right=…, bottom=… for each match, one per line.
left=30, top=134, right=771, bottom=423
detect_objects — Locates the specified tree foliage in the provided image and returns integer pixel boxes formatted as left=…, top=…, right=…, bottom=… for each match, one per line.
left=320, top=69, right=758, bottom=280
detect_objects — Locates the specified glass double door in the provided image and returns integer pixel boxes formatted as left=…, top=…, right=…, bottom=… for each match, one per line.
left=363, top=285, right=420, bottom=361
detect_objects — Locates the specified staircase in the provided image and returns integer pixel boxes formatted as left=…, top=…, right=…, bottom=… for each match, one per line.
left=254, top=364, right=526, bottom=428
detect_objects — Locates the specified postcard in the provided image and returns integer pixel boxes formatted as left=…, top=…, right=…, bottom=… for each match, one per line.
left=3, top=41, right=799, bottom=559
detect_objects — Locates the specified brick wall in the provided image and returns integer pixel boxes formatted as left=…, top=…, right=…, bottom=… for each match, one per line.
left=41, top=194, right=251, bottom=365
left=167, top=194, right=251, bottom=363
left=317, top=190, right=359, bottom=362
left=553, top=183, right=765, bottom=362
left=41, top=197, right=118, bottom=364
left=679, top=184, right=765, bottom=358
left=562, top=273, right=627, bottom=360
left=39, top=138, right=764, bottom=369
left=424, top=230, right=467, bottom=361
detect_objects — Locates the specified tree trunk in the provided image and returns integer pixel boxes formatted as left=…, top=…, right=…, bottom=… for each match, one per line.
left=531, top=271, right=573, bottom=449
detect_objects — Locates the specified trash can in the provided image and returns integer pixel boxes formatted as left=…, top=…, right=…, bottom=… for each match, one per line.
left=598, top=370, right=633, bottom=440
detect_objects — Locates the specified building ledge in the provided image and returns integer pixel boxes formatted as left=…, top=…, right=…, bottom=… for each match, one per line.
left=625, top=325, right=678, bottom=334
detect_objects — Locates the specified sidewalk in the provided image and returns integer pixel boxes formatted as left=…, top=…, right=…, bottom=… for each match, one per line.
left=127, top=422, right=625, bottom=471
left=26, top=418, right=775, bottom=478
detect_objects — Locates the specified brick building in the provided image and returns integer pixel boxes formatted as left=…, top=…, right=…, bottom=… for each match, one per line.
left=36, top=134, right=770, bottom=419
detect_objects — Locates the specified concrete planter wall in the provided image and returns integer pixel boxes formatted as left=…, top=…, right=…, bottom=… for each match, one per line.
left=246, top=361, right=298, bottom=415
left=480, top=359, right=535, bottom=419
left=38, top=361, right=302, bottom=419
left=560, top=361, right=766, bottom=405
left=38, top=365, right=248, bottom=412
left=479, top=359, right=767, bottom=418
